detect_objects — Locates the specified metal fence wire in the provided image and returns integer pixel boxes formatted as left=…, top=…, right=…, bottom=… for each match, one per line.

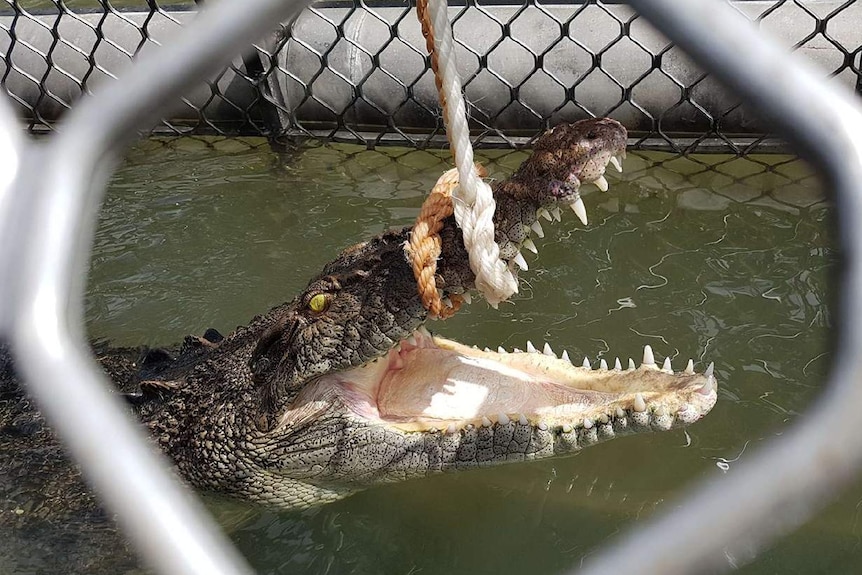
left=2, top=0, right=861, bottom=151
left=2, top=0, right=862, bottom=574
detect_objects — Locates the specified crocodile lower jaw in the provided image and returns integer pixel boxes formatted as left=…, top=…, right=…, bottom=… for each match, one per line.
left=287, top=329, right=717, bottom=435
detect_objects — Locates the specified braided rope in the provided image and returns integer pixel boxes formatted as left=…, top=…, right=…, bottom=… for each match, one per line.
left=407, top=164, right=487, bottom=319
left=414, top=0, right=518, bottom=310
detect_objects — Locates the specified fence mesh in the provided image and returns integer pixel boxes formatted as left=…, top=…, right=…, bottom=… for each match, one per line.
left=2, top=0, right=861, bottom=152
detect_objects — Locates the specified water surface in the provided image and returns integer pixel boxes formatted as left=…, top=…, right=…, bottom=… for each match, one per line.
left=79, top=138, right=851, bottom=574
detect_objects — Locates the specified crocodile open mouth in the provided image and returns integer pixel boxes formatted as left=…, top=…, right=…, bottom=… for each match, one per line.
left=290, top=328, right=717, bottom=436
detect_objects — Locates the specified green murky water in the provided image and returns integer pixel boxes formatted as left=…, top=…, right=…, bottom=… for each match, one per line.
left=78, top=138, right=854, bottom=573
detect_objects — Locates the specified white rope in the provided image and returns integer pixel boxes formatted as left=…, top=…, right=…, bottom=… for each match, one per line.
left=425, top=0, right=517, bottom=308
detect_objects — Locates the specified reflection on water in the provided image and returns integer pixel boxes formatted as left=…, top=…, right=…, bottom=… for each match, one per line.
left=78, top=138, right=852, bottom=573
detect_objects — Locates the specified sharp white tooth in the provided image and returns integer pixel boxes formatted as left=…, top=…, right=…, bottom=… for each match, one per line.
left=513, top=251, right=528, bottom=271
left=543, top=342, right=555, bottom=356
left=583, top=417, right=594, bottom=429
left=562, top=424, right=573, bottom=433
left=552, top=207, right=562, bottom=221
left=483, top=347, right=491, bottom=352
left=537, top=421, right=548, bottom=431
left=634, top=393, right=647, bottom=413
left=615, top=407, right=626, bottom=418
left=407, top=334, right=417, bottom=346
left=538, top=208, right=553, bottom=222
left=530, top=220, right=545, bottom=238
left=705, top=362, right=715, bottom=378
left=518, top=413, right=529, bottom=425
left=523, top=238, right=538, bottom=254
left=614, top=357, right=622, bottom=370
left=594, top=175, right=609, bottom=192
left=700, top=370, right=717, bottom=395
left=685, top=359, right=695, bottom=375
left=497, top=413, right=510, bottom=425
left=610, top=156, right=623, bottom=173
left=662, top=357, right=672, bottom=372
left=642, top=345, right=656, bottom=367
left=600, top=359, right=608, bottom=370
left=498, top=346, right=507, bottom=354
left=582, top=357, right=591, bottom=369
left=481, top=416, right=492, bottom=427
left=526, top=340, right=538, bottom=353
left=570, top=198, right=588, bottom=225
left=462, top=292, right=472, bottom=304
left=598, top=414, right=609, bottom=424
left=561, top=350, right=571, bottom=363
left=628, top=358, right=636, bottom=370
left=513, top=348, right=523, bottom=353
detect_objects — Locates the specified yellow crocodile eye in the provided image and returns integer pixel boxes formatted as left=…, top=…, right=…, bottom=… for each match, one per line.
left=308, top=293, right=329, bottom=313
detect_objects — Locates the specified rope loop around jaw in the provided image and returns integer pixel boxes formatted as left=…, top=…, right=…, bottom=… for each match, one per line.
left=413, top=0, right=518, bottom=311
left=407, top=165, right=487, bottom=319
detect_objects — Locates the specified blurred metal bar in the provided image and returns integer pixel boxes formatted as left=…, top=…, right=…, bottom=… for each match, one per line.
left=1, top=0, right=312, bottom=573
left=579, top=0, right=862, bottom=574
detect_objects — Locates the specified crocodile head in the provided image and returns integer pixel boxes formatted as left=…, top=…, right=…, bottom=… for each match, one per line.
left=139, top=119, right=717, bottom=509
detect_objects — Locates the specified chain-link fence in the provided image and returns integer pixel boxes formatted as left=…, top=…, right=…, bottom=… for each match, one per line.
left=3, top=0, right=861, bottom=152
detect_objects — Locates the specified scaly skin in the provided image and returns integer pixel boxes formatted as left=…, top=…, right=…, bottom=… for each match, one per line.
left=125, top=118, right=718, bottom=509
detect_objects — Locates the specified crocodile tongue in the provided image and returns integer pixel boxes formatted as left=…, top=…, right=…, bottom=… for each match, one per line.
left=295, top=329, right=716, bottom=434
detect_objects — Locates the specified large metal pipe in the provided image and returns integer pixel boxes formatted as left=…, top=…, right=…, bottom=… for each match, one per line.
left=2, top=2, right=860, bottom=137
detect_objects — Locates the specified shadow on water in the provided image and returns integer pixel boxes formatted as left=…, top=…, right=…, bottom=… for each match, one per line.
left=4, top=137, right=852, bottom=573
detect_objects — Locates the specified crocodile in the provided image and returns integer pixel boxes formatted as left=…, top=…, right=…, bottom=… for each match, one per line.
left=1, top=119, right=717, bottom=560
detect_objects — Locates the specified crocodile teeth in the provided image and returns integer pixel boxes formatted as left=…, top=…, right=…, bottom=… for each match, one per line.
left=523, top=238, right=538, bottom=254
left=481, top=416, right=492, bottom=427
left=406, top=334, right=417, bottom=347
left=530, top=220, right=545, bottom=238
left=543, top=342, right=555, bottom=357
left=705, top=362, right=715, bottom=378
left=526, top=340, right=538, bottom=353
left=562, top=424, right=573, bottom=433
left=538, top=208, right=553, bottom=222
left=513, top=252, right=529, bottom=271
left=497, top=346, right=507, bottom=354
left=642, top=345, right=656, bottom=367
left=610, top=156, right=623, bottom=173
left=633, top=393, right=647, bottom=412
left=628, top=358, right=636, bottom=370
left=599, top=358, right=609, bottom=370
left=552, top=207, right=562, bottom=221
left=614, top=357, right=622, bottom=370
left=595, top=175, right=609, bottom=192
left=598, top=413, right=609, bottom=424
left=582, top=357, right=591, bottom=369
left=462, top=292, right=472, bottom=304
left=685, top=359, right=694, bottom=375
left=570, top=198, right=588, bottom=225
left=518, top=413, right=529, bottom=425
left=497, top=413, right=510, bottom=425
left=561, top=350, right=571, bottom=363
left=662, top=357, right=673, bottom=373
left=615, top=407, right=626, bottom=418
left=699, top=363, right=717, bottom=395
left=583, top=417, right=594, bottom=429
